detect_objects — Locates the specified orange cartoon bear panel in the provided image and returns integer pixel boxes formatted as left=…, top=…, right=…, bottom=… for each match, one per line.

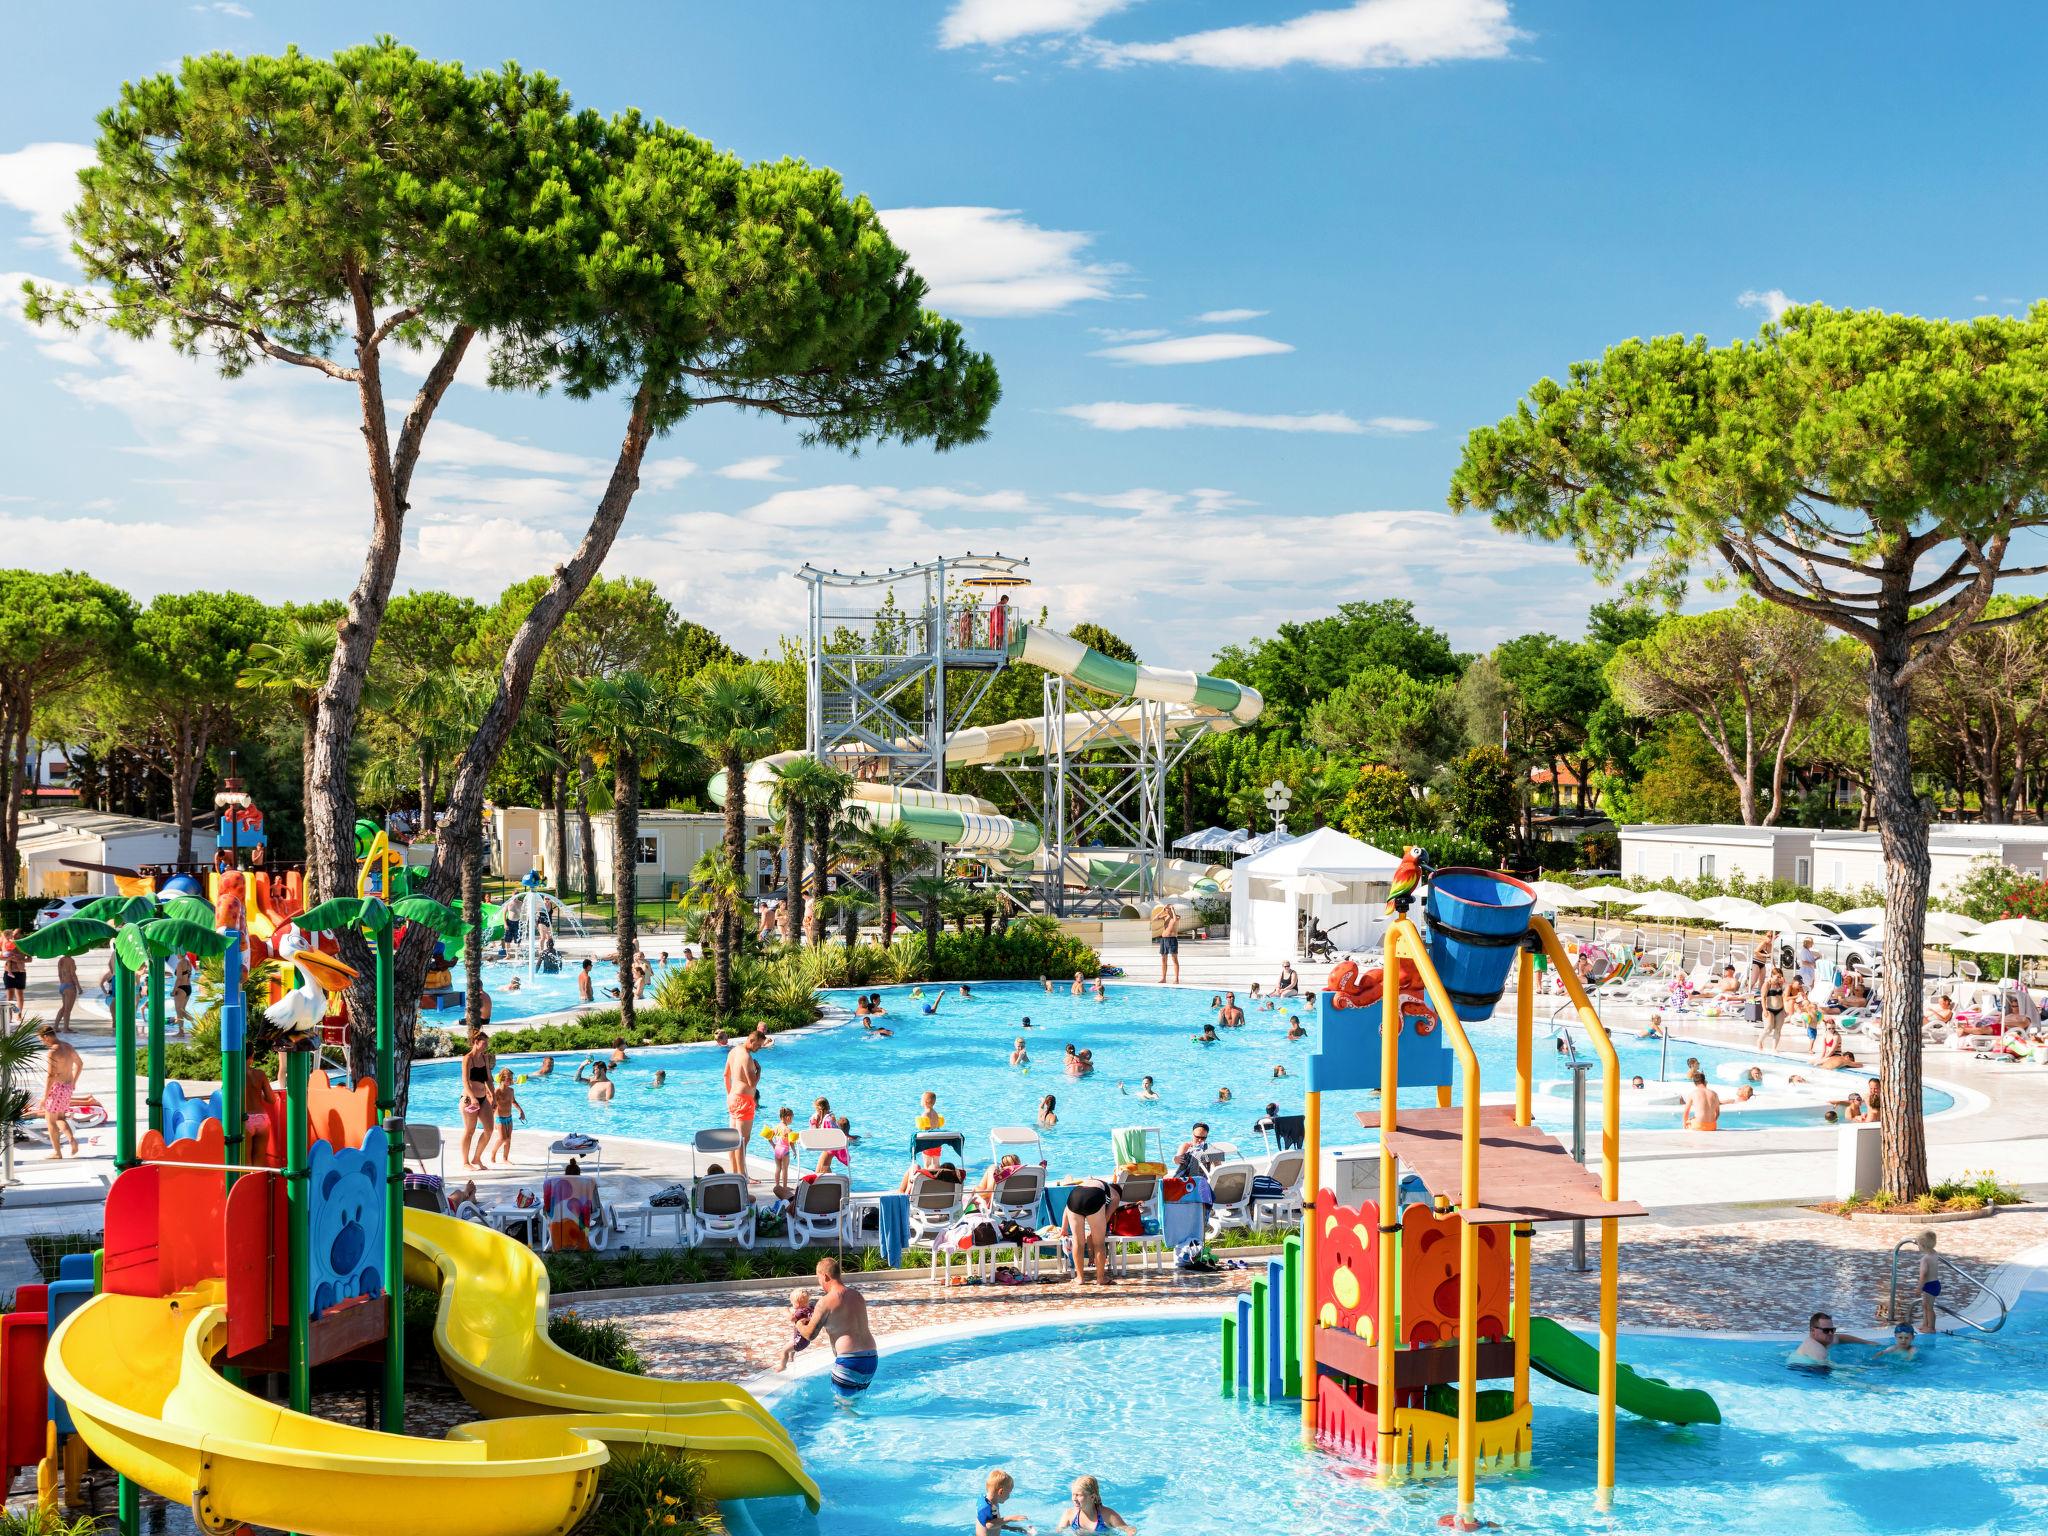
left=1313, top=1190, right=1381, bottom=1341
left=1399, top=1203, right=1510, bottom=1345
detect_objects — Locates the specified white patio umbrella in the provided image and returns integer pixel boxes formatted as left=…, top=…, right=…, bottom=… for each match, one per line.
left=1698, top=895, right=1776, bottom=928
left=1961, top=917, right=2048, bottom=956
left=1764, top=899, right=1838, bottom=925
left=1624, top=890, right=1716, bottom=922
left=1577, top=885, right=1648, bottom=905
left=1528, top=879, right=1595, bottom=909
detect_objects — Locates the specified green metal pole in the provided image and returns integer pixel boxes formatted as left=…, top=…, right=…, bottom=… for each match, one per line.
left=112, top=951, right=139, bottom=1536
left=145, top=956, right=166, bottom=1136
left=222, top=934, right=246, bottom=1183
left=375, top=923, right=404, bottom=1432
left=286, top=1048, right=312, bottom=1416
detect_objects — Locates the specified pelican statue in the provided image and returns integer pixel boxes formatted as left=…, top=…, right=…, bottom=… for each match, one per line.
left=265, top=947, right=359, bottom=1044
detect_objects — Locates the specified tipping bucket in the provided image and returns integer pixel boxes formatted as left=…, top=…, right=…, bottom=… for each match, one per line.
left=1423, top=868, right=1535, bottom=1022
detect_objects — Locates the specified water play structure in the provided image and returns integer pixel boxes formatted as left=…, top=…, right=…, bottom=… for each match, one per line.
left=1219, top=866, right=1719, bottom=1528
left=713, top=554, right=1264, bottom=912
left=14, top=887, right=815, bottom=1536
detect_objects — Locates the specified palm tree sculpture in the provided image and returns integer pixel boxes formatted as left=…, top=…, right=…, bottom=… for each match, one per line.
left=238, top=618, right=337, bottom=892
left=686, top=671, right=792, bottom=963
left=684, top=849, right=745, bottom=1016
left=846, top=819, right=925, bottom=946
left=561, top=673, right=687, bottom=1035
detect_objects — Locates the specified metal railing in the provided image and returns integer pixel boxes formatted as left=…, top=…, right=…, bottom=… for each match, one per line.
left=1886, top=1239, right=2011, bottom=1334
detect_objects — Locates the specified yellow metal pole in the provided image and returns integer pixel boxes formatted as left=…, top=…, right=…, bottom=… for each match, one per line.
left=1512, top=1222, right=1532, bottom=1424
left=1530, top=916, right=1621, bottom=1510
left=1301, top=1086, right=1321, bottom=1438
left=1375, top=921, right=1401, bottom=1477
left=1390, top=919, right=1486, bottom=1526
left=1515, top=949, right=1534, bottom=1128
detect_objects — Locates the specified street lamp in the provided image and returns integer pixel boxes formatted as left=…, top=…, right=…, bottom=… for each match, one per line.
left=1262, top=779, right=1293, bottom=833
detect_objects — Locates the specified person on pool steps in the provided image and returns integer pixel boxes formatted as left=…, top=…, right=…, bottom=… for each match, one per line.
left=796, top=1256, right=879, bottom=1401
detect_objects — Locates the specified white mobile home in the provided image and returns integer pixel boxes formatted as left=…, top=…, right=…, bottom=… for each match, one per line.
left=16, top=809, right=217, bottom=897
left=1617, top=824, right=1816, bottom=886
left=492, top=806, right=771, bottom=901
left=1810, top=824, right=2048, bottom=898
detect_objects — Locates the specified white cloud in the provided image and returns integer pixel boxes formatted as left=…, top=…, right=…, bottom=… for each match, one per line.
left=716, top=455, right=791, bottom=482
left=1089, top=326, right=1169, bottom=343
left=1099, top=0, right=1521, bottom=71
left=940, top=0, right=1136, bottom=48
left=0, top=143, right=94, bottom=249
left=880, top=207, right=1122, bottom=317
left=1363, top=415, right=1434, bottom=433
left=641, top=456, right=697, bottom=491
left=1196, top=308, right=1267, bottom=323
left=1058, top=401, right=1374, bottom=434
left=192, top=2, right=253, bottom=15
left=1091, top=331, right=1292, bottom=365
left=1737, top=287, right=1795, bottom=322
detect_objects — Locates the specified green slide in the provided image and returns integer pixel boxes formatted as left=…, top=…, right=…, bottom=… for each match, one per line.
left=1527, top=1316, right=1721, bottom=1426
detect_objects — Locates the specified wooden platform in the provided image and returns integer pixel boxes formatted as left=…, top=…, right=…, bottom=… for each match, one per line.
left=1354, top=1104, right=1646, bottom=1226
left=1316, top=1325, right=1516, bottom=1388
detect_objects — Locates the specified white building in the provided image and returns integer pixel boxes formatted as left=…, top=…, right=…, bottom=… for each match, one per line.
left=489, top=805, right=770, bottom=901
left=1618, top=824, right=1817, bottom=886
left=1618, top=820, right=2048, bottom=897
left=1229, top=826, right=1400, bottom=956
left=16, top=809, right=217, bottom=897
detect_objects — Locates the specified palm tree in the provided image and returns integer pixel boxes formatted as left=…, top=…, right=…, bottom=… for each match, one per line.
left=238, top=618, right=337, bottom=888
left=561, top=673, right=685, bottom=1033
left=846, top=819, right=925, bottom=945
left=805, top=766, right=856, bottom=946
left=902, top=870, right=953, bottom=970
left=685, top=849, right=745, bottom=1016
left=685, top=671, right=792, bottom=959
left=817, top=888, right=875, bottom=948
left=769, top=757, right=837, bottom=946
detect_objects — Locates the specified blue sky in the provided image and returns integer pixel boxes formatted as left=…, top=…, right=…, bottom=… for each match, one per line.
left=2, top=1, right=2045, bottom=665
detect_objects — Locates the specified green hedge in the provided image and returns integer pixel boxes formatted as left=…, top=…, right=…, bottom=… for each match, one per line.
left=545, top=1242, right=891, bottom=1293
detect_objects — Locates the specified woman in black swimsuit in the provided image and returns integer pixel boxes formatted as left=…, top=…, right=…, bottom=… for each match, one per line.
left=459, top=1023, right=494, bottom=1171
left=1062, top=1177, right=1122, bottom=1286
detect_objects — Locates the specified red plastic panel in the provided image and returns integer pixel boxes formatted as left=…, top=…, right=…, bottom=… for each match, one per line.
left=103, top=1166, right=162, bottom=1297
left=307, top=1071, right=377, bottom=1152
left=224, top=1171, right=282, bottom=1358
left=1399, top=1204, right=1510, bottom=1345
left=138, top=1112, right=227, bottom=1168
left=0, top=1311, right=48, bottom=1476
left=1313, top=1190, right=1381, bottom=1339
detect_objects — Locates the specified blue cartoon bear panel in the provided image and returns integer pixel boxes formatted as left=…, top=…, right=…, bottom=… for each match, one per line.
left=308, top=1126, right=388, bottom=1316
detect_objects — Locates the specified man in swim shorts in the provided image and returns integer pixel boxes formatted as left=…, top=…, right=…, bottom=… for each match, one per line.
left=53, top=953, right=78, bottom=1029
left=1152, top=902, right=1181, bottom=986
left=38, top=1024, right=81, bottom=1159
left=800, top=1255, right=879, bottom=1399
left=725, top=1025, right=768, bottom=1179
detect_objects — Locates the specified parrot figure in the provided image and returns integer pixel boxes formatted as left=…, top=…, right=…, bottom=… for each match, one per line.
left=1385, top=846, right=1424, bottom=915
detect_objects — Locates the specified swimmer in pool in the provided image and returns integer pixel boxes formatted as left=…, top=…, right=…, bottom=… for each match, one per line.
left=1011, top=1038, right=1029, bottom=1068
left=1194, top=1022, right=1219, bottom=1044
left=1875, top=1321, right=1919, bottom=1361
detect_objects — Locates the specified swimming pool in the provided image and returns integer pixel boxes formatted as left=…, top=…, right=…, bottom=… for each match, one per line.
left=755, top=1299, right=2048, bottom=1536
left=412, top=982, right=1946, bottom=1158
left=422, top=956, right=685, bottom=1021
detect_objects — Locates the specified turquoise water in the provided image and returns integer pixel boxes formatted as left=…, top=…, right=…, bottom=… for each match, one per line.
left=756, top=1302, right=2048, bottom=1536
left=412, top=982, right=1947, bottom=1158
left=422, top=957, right=686, bottom=1021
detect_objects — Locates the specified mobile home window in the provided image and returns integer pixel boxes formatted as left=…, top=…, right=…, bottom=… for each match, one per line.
left=636, top=836, right=657, bottom=865
left=1697, top=854, right=1715, bottom=879
left=1794, top=856, right=1811, bottom=886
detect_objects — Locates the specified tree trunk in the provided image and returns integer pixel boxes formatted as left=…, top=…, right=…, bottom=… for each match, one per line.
left=842, top=901, right=859, bottom=946
left=389, top=388, right=655, bottom=1104
left=615, top=758, right=639, bottom=1035
left=172, top=715, right=198, bottom=866
left=461, top=824, right=483, bottom=1039
left=418, top=750, right=433, bottom=835
left=298, top=709, right=321, bottom=895
left=550, top=765, right=570, bottom=894
left=807, top=807, right=831, bottom=946
left=722, top=746, right=747, bottom=962
left=712, top=898, right=732, bottom=1016
left=1868, top=649, right=1929, bottom=1199
left=2, top=704, right=27, bottom=896
left=880, top=861, right=897, bottom=944
left=783, top=811, right=806, bottom=945
left=575, top=765, right=598, bottom=906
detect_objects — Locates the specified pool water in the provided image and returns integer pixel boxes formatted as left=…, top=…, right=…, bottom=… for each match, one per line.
left=756, top=1300, right=2048, bottom=1536
left=422, top=956, right=678, bottom=1021
left=412, top=982, right=1944, bottom=1159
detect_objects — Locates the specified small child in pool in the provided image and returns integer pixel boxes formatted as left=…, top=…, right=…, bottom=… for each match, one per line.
left=490, top=1069, right=524, bottom=1164
left=1916, top=1230, right=1940, bottom=1331
left=1875, top=1321, right=1918, bottom=1361
left=977, top=1469, right=1030, bottom=1536
left=777, top=1288, right=814, bottom=1370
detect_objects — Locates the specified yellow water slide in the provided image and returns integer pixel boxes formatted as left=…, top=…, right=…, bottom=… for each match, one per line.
left=42, top=1214, right=817, bottom=1536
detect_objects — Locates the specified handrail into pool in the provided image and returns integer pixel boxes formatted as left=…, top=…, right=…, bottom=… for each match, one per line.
left=1888, top=1239, right=2012, bottom=1335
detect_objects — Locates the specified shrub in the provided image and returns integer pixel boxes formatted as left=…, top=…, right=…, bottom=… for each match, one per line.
left=547, top=1310, right=645, bottom=1375
left=575, top=1445, right=718, bottom=1536
left=0, top=1510, right=108, bottom=1536
left=26, top=1232, right=101, bottom=1284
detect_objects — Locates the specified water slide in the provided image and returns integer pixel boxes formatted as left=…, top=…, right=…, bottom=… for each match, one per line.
left=43, top=1212, right=817, bottom=1536
left=715, top=623, right=1263, bottom=887
left=1526, top=1315, right=1721, bottom=1426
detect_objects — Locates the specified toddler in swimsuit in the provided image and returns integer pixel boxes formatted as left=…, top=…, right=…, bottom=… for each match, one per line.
left=777, top=1288, right=814, bottom=1370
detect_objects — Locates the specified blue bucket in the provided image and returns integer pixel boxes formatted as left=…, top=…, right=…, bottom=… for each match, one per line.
left=1423, top=867, right=1536, bottom=1022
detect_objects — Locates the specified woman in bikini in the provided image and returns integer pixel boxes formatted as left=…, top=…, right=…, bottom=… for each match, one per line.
left=458, top=1023, right=494, bottom=1171
left=171, top=954, right=194, bottom=1034
left=1061, top=1176, right=1122, bottom=1285
left=1, top=933, right=26, bottom=1025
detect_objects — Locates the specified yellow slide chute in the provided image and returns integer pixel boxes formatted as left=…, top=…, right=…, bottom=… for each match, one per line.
left=44, top=1213, right=817, bottom=1536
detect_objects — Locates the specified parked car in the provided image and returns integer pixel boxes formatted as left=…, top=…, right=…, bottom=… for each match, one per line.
left=33, top=896, right=92, bottom=930
left=1776, top=921, right=1878, bottom=979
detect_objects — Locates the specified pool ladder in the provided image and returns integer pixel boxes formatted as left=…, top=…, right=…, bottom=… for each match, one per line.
left=1886, top=1239, right=2012, bottom=1334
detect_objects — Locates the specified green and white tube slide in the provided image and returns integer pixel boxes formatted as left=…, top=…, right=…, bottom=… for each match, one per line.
left=710, top=623, right=1263, bottom=864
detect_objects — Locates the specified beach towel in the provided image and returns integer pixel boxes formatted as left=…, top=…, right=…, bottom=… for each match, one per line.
left=1110, top=1127, right=1152, bottom=1167
left=544, top=1175, right=600, bottom=1251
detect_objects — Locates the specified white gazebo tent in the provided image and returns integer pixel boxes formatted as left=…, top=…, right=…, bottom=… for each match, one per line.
left=1228, top=827, right=1401, bottom=955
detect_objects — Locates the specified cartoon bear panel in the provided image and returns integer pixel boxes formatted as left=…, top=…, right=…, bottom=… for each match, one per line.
left=307, top=1126, right=388, bottom=1315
